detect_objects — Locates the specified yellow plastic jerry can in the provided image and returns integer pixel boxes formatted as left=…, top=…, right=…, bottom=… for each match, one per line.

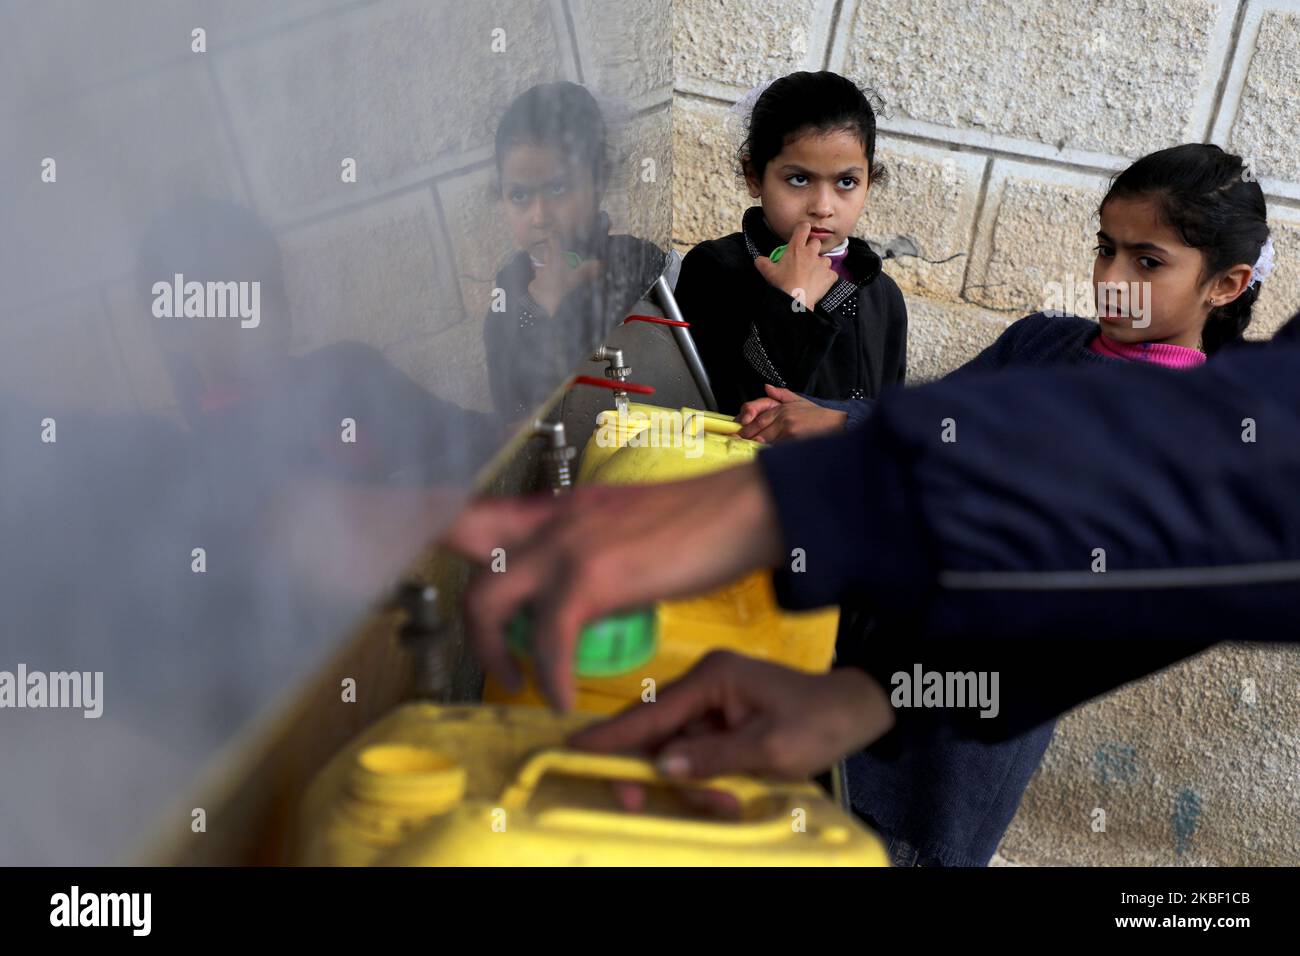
left=483, top=403, right=841, bottom=715
left=296, top=703, right=889, bottom=866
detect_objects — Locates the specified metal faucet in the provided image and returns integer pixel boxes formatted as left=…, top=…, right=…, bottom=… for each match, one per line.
left=591, top=345, right=632, bottom=410
left=391, top=580, right=455, bottom=700
left=531, top=419, right=575, bottom=494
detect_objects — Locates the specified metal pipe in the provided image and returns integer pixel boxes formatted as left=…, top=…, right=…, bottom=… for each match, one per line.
left=653, top=274, right=717, bottom=411
left=392, top=581, right=454, bottom=700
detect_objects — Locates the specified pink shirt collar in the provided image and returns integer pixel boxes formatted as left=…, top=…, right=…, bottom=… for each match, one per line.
left=1088, top=332, right=1207, bottom=370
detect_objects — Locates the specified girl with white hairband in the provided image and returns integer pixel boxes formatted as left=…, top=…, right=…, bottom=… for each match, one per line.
left=861, top=143, right=1274, bottom=381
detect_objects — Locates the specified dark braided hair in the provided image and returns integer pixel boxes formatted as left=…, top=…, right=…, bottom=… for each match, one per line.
left=1101, top=144, right=1270, bottom=354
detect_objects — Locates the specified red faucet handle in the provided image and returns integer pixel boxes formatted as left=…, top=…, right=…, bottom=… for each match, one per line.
left=571, top=375, right=656, bottom=395
left=624, top=314, right=690, bottom=328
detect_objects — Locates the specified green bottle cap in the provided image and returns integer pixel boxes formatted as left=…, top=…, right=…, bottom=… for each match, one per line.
left=769, top=244, right=788, bottom=263
left=507, top=607, right=657, bottom=677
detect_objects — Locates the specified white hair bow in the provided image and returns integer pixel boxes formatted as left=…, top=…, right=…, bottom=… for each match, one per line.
left=724, top=79, right=779, bottom=153
left=1250, top=236, right=1275, bottom=288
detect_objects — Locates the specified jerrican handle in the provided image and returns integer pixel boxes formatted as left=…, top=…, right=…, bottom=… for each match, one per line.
left=497, top=748, right=773, bottom=812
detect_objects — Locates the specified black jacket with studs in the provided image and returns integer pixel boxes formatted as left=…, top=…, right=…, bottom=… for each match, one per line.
left=674, top=207, right=908, bottom=415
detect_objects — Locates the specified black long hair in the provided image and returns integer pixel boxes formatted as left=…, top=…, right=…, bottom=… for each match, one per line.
left=1101, top=144, right=1269, bottom=354
left=739, top=71, right=887, bottom=186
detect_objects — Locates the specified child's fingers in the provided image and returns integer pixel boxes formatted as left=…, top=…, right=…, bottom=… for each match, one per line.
left=524, top=576, right=593, bottom=713
left=568, top=661, right=730, bottom=757
left=764, top=384, right=802, bottom=404
left=748, top=419, right=788, bottom=445
left=655, top=724, right=775, bottom=782
left=463, top=569, right=531, bottom=693
left=457, top=503, right=584, bottom=695
left=608, top=779, right=738, bottom=820
left=736, top=397, right=780, bottom=424
left=738, top=406, right=784, bottom=441
left=790, top=221, right=813, bottom=249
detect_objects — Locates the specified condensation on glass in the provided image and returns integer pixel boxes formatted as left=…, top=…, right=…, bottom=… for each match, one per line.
left=0, top=0, right=670, bottom=864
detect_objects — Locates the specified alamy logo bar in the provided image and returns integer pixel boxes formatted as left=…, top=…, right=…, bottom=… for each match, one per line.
left=50, top=886, right=150, bottom=936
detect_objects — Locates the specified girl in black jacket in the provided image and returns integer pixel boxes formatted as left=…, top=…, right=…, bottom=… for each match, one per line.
left=674, top=71, right=907, bottom=415
left=484, top=82, right=665, bottom=422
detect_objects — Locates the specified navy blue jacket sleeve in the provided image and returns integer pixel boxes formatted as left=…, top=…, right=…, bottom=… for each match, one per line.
left=757, top=329, right=1300, bottom=735
left=801, top=393, right=875, bottom=430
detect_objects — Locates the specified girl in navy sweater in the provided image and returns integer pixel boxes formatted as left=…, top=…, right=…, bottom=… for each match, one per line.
left=740, top=143, right=1274, bottom=866
left=673, top=71, right=907, bottom=415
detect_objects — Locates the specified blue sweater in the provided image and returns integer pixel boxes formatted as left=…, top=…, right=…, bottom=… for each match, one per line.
left=800, top=313, right=1161, bottom=866
left=949, top=311, right=1114, bottom=375
left=804, top=311, right=1116, bottom=425
left=755, top=314, right=1299, bottom=864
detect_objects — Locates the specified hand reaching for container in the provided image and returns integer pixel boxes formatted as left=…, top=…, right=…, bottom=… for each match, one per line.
left=753, top=222, right=837, bottom=311
left=440, top=465, right=784, bottom=711
left=569, top=651, right=895, bottom=782
left=736, top=384, right=848, bottom=443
